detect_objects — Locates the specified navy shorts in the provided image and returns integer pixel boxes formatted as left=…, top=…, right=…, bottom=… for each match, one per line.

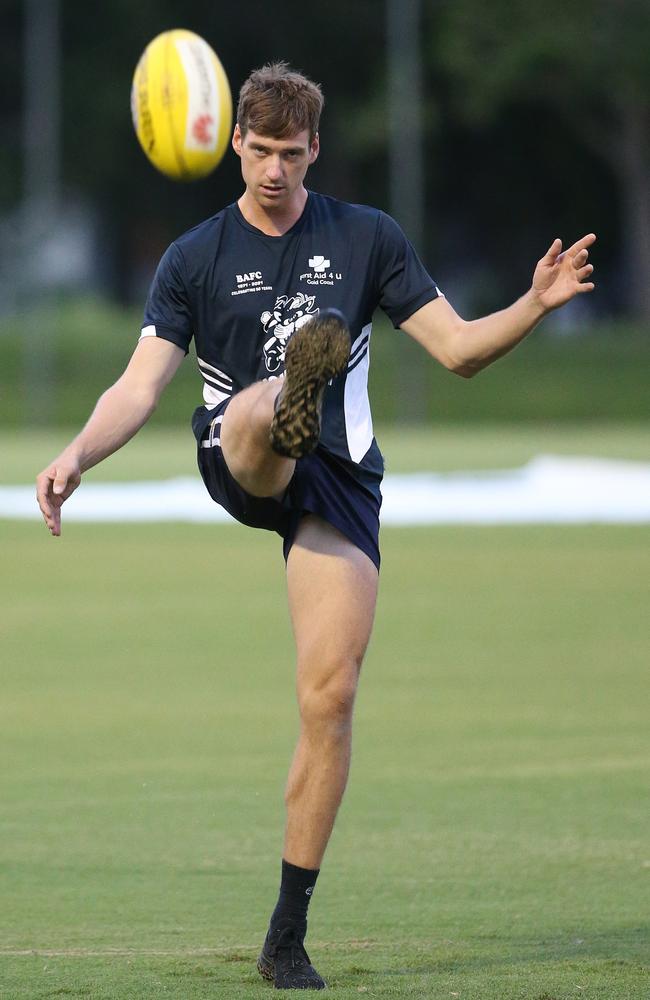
left=192, top=400, right=381, bottom=570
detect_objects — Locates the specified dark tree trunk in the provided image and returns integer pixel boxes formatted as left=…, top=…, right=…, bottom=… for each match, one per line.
left=617, top=99, right=650, bottom=322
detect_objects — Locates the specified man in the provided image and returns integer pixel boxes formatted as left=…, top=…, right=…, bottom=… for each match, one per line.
left=36, top=63, right=595, bottom=990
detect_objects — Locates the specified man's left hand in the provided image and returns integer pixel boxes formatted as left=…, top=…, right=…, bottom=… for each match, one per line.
left=531, top=233, right=596, bottom=312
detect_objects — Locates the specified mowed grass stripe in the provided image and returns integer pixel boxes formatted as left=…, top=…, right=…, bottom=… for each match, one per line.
left=3, top=422, right=650, bottom=483
left=0, top=521, right=648, bottom=998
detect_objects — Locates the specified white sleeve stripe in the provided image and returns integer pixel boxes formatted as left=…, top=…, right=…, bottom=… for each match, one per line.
left=140, top=325, right=157, bottom=338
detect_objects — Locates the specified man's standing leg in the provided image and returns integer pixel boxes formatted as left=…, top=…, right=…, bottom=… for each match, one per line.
left=258, top=515, right=378, bottom=989
left=215, top=309, right=372, bottom=987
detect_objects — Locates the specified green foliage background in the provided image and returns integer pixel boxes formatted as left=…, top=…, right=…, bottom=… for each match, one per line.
left=1, top=301, right=648, bottom=428
left=3, top=0, right=648, bottom=316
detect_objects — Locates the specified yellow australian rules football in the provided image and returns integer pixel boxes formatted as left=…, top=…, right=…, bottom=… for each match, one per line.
left=131, top=29, right=232, bottom=181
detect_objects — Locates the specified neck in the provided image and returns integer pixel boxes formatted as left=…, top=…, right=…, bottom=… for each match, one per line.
left=238, top=187, right=308, bottom=236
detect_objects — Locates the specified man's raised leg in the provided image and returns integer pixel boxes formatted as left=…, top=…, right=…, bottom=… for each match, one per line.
left=219, top=379, right=293, bottom=497
left=219, top=310, right=351, bottom=498
left=258, top=515, right=379, bottom=989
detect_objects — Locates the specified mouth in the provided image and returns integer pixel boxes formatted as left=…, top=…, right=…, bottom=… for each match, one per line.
left=260, top=185, right=284, bottom=196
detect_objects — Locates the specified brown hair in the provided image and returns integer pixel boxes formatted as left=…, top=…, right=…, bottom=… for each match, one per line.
left=237, top=62, right=324, bottom=142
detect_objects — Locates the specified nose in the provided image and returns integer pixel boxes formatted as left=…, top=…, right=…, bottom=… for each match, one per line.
left=266, top=155, right=283, bottom=181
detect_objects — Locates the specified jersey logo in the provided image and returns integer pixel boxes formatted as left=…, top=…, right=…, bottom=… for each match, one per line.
left=260, top=293, right=318, bottom=373
left=300, top=255, right=342, bottom=286
left=231, top=271, right=271, bottom=296
left=308, top=255, right=330, bottom=272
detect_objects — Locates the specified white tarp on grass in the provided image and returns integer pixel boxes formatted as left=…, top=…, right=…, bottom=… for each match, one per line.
left=3, top=456, right=650, bottom=524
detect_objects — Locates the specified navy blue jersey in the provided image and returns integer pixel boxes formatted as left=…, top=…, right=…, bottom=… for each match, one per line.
left=141, top=191, right=441, bottom=488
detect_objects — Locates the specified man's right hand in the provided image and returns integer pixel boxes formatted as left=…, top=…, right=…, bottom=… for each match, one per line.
left=33, top=337, right=186, bottom=537
left=36, top=458, right=82, bottom=536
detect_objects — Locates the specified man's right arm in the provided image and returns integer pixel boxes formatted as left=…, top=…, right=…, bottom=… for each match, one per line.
left=36, top=337, right=185, bottom=536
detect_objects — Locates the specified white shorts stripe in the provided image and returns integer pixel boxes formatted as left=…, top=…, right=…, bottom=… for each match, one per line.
left=200, top=413, right=223, bottom=449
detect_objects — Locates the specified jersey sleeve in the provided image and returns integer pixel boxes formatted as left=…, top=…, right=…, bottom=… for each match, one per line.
left=374, top=212, right=442, bottom=328
left=140, top=242, right=193, bottom=354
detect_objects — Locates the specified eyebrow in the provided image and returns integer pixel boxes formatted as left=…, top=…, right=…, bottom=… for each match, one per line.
left=250, top=142, right=305, bottom=154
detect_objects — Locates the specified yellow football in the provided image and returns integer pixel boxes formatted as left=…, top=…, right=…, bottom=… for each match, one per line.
left=131, top=29, right=232, bottom=181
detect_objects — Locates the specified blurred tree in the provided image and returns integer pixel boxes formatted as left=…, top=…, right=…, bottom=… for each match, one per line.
left=435, top=0, right=650, bottom=321
left=0, top=3, right=22, bottom=209
left=0, top=0, right=633, bottom=320
left=57, top=0, right=387, bottom=301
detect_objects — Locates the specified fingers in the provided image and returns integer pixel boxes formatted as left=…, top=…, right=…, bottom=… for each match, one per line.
left=53, top=468, right=70, bottom=496
left=35, top=463, right=80, bottom=537
left=576, top=262, right=594, bottom=281
left=571, top=242, right=595, bottom=290
left=574, top=245, right=595, bottom=291
left=566, top=232, right=597, bottom=257
left=36, top=467, right=61, bottom=537
left=555, top=235, right=596, bottom=292
left=49, top=500, right=62, bottom=537
left=543, top=233, right=596, bottom=266
left=544, top=238, right=563, bottom=260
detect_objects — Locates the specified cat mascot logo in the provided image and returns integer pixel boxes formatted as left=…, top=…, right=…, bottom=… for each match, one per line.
left=260, top=293, right=318, bottom=373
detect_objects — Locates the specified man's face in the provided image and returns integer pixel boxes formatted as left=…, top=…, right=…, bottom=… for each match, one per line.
left=232, top=125, right=319, bottom=209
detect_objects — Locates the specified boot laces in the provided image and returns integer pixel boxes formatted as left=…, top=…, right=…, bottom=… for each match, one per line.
left=274, top=924, right=310, bottom=969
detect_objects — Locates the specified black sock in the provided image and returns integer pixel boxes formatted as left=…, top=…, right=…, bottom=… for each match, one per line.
left=269, top=859, right=320, bottom=937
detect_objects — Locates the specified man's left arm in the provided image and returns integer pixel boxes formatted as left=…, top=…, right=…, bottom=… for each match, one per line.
left=401, top=233, right=596, bottom=378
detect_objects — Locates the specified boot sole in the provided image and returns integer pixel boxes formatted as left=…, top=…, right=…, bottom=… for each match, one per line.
left=269, top=309, right=351, bottom=460
left=257, top=945, right=327, bottom=989
left=257, top=950, right=274, bottom=982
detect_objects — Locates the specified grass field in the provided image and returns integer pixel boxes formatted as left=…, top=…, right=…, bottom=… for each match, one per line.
left=1, top=427, right=649, bottom=998
left=2, top=422, right=650, bottom=484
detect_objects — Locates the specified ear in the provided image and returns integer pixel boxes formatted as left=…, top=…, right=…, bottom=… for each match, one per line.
left=308, top=132, right=320, bottom=165
left=232, top=123, right=242, bottom=157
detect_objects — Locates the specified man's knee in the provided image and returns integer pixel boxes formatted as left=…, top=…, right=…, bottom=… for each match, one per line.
left=221, top=383, right=275, bottom=454
left=298, top=655, right=363, bottom=730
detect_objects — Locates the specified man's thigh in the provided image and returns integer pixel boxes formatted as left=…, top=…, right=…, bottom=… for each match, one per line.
left=219, top=381, right=294, bottom=498
left=286, top=515, right=379, bottom=695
